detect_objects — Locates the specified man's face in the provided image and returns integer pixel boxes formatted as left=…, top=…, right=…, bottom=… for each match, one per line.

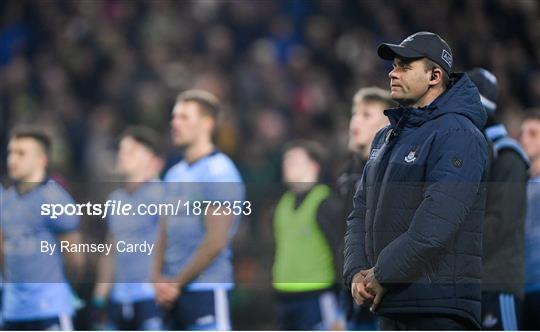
left=7, top=138, right=47, bottom=181
left=521, top=119, right=540, bottom=161
left=170, top=101, right=211, bottom=148
left=116, top=136, right=156, bottom=177
left=349, top=100, right=389, bottom=152
left=282, top=148, right=318, bottom=184
left=388, top=58, right=431, bottom=105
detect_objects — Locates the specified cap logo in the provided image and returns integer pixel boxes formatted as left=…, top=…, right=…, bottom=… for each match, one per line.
left=441, top=49, right=452, bottom=68
left=402, top=35, right=415, bottom=43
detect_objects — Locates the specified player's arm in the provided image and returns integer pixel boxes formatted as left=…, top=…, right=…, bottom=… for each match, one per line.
left=152, top=217, right=182, bottom=308
left=316, top=194, right=344, bottom=274
left=483, top=150, right=528, bottom=258
left=174, top=205, right=233, bottom=288
left=93, top=233, right=116, bottom=301
left=58, top=231, right=84, bottom=283
left=0, top=230, right=3, bottom=276
left=151, top=217, right=168, bottom=282
left=46, top=186, right=84, bottom=283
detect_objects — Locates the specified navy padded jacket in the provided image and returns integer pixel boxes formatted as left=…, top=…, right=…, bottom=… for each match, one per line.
left=343, top=73, right=489, bottom=328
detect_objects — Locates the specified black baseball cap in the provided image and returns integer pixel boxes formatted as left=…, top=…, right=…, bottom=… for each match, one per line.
left=377, top=31, right=453, bottom=73
left=467, top=67, right=498, bottom=115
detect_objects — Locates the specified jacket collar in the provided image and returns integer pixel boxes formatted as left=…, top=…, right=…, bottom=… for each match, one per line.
left=384, top=73, right=487, bottom=130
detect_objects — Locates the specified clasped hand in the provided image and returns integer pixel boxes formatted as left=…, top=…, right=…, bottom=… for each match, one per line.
left=350, top=267, right=387, bottom=312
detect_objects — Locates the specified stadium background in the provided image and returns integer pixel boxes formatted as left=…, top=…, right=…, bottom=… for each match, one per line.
left=0, top=0, right=539, bottom=329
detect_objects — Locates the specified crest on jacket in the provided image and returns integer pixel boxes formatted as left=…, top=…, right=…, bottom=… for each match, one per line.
left=404, top=149, right=417, bottom=163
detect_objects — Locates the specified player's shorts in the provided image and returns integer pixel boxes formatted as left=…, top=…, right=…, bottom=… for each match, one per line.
left=482, top=291, right=522, bottom=330
left=275, top=289, right=342, bottom=330
left=523, top=290, right=540, bottom=330
left=4, top=314, right=73, bottom=331
left=0, top=288, right=3, bottom=329
left=108, top=298, right=162, bottom=330
left=164, top=289, right=231, bottom=330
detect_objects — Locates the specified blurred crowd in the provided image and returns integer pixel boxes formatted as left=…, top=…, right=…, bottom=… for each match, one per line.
left=1, top=0, right=539, bottom=329
left=2, top=0, right=540, bottom=179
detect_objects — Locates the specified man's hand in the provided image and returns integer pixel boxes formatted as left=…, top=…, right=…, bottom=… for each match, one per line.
left=362, top=267, right=387, bottom=312
left=153, top=276, right=181, bottom=309
left=350, top=270, right=373, bottom=306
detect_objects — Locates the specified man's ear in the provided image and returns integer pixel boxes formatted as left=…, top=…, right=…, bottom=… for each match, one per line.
left=204, top=115, right=217, bottom=136
left=313, top=162, right=321, bottom=176
left=39, top=149, right=49, bottom=170
left=38, top=155, right=49, bottom=173
left=429, top=68, right=443, bottom=86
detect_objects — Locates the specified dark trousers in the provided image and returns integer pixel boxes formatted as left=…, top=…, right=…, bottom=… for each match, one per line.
left=275, top=290, right=340, bottom=330
left=163, top=289, right=231, bottom=330
left=339, top=289, right=377, bottom=330
left=4, top=316, right=72, bottom=331
left=524, top=290, right=540, bottom=330
left=379, top=314, right=477, bottom=331
left=108, top=299, right=162, bottom=330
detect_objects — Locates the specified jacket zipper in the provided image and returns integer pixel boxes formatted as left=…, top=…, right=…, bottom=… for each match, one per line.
left=368, top=110, right=410, bottom=265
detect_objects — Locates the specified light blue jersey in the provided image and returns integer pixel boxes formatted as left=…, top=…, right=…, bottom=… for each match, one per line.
left=525, top=175, right=540, bottom=292
left=163, top=151, right=245, bottom=291
left=106, top=181, right=163, bottom=303
left=0, top=179, right=79, bottom=321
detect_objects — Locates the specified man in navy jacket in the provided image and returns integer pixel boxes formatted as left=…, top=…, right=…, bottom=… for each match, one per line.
left=343, top=32, right=489, bottom=330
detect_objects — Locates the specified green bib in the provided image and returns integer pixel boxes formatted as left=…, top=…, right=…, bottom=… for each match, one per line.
left=272, top=184, right=336, bottom=292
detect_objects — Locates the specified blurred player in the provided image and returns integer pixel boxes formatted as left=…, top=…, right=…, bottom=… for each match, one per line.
left=337, top=87, right=395, bottom=240
left=520, top=109, right=540, bottom=330
left=0, top=183, right=3, bottom=330
left=93, top=126, right=164, bottom=330
left=152, top=90, right=245, bottom=330
left=467, top=68, right=529, bottom=331
left=272, top=140, right=343, bottom=330
left=1, top=127, right=83, bottom=330
left=336, top=87, right=395, bottom=330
